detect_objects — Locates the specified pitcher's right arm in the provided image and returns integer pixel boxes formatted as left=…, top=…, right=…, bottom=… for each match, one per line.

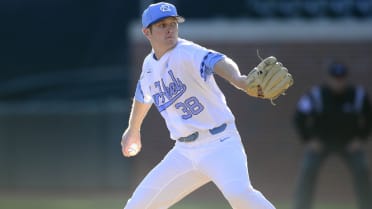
left=121, top=99, right=152, bottom=157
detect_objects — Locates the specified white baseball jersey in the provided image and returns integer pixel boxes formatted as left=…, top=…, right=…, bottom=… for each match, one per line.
left=135, top=38, right=235, bottom=140
left=126, top=38, right=276, bottom=209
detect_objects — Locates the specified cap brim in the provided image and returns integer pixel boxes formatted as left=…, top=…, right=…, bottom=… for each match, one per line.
left=146, top=16, right=185, bottom=28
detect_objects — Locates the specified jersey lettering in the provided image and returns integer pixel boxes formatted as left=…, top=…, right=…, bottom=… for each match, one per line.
left=152, top=70, right=187, bottom=112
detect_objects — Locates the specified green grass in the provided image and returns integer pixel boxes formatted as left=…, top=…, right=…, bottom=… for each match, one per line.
left=0, top=195, right=356, bottom=209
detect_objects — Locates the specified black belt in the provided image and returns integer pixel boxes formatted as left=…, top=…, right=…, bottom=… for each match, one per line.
left=177, top=123, right=227, bottom=142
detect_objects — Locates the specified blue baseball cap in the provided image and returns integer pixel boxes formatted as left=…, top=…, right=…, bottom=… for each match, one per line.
left=328, top=63, right=348, bottom=77
left=142, top=2, right=185, bottom=28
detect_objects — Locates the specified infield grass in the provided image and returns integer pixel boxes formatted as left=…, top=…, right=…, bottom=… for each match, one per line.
left=0, top=194, right=357, bottom=209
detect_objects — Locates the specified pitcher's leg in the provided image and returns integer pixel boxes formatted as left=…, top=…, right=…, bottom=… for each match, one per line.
left=124, top=148, right=209, bottom=209
left=219, top=181, right=275, bottom=209
left=200, top=136, right=275, bottom=209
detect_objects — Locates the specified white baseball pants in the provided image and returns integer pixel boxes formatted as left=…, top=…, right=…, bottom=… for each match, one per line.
left=124, top=124, right=275, bottom=209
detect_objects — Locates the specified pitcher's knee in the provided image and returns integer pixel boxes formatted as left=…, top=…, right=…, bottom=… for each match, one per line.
left=224, top=185, right=249, bottom=202
left=224, top=183, right=275, bottom=209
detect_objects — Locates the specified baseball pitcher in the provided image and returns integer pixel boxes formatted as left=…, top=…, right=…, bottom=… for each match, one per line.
left=121, top=2, right=293, bottom=209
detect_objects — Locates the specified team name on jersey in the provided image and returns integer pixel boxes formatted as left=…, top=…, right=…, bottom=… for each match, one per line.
left=152, top=70, right=187, bottom=112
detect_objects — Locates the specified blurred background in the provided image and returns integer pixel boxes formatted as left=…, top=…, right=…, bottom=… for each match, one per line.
left=1, top=0, right=372, bottom=209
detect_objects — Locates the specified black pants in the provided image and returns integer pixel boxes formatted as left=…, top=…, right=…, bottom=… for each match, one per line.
left=293, top=146, right=372, bottom=209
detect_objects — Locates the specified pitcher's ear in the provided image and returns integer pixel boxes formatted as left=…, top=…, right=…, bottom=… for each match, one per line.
left=143, top=28, right=151, bottom=37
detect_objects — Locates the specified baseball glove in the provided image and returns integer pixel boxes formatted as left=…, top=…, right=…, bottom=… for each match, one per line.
left=245, top=56, right=293, bottom=104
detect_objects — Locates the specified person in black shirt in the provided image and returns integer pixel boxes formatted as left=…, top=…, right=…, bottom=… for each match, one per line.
left=293, top=62, right=372, bottom=209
